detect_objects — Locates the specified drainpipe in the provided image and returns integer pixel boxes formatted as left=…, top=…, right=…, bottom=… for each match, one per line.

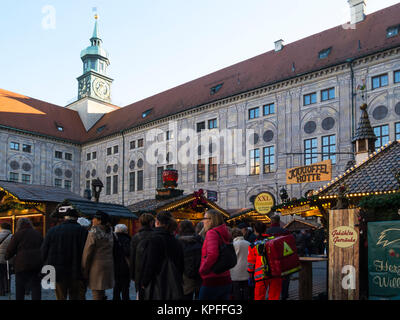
left=121, top=130, right=125, bottom=206
left=346, top=58, right=356, bottom=154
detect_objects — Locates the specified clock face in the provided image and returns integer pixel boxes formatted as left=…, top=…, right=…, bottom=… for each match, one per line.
left=93, top=78, right=110, bottom=100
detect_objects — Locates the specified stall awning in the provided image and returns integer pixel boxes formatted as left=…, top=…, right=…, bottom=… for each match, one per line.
left=54, top=199, right=137, bottom=219
left=284, top=218, right=321, bottom=231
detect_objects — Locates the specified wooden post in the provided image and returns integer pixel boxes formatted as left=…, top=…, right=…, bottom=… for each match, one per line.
left=299, top=261, right=313, bottom=300
left=328, top=209, right=360, bottom=300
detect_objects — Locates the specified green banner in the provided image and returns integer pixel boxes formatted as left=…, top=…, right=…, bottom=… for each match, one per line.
left=368, top=221, right=400, bottom=300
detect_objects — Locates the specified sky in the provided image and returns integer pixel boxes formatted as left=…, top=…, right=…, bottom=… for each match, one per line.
left=1, top=0, right=399, bottom=107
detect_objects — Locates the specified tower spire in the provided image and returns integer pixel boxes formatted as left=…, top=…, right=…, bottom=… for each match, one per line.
left=91, top=14, right=101, bottom=47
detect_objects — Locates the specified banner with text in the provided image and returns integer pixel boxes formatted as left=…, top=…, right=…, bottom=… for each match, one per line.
left=368, top=221, right=400, bottom=300
left=286, top=160, right=332, bottom=185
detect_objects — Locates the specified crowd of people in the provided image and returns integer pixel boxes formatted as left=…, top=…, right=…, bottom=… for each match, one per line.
left=0, top=208, right=324, bottom=301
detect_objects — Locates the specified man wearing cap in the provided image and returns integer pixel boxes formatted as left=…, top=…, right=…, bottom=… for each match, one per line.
left=238, top=222, right=257, bottom=243
left=41, top=208, right=88, bottom=300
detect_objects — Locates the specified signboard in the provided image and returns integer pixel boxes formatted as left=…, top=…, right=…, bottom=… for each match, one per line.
left=254, top=192, right=275, bottom=215
left=206, top=190, right=218, bottom=202
left=280, top=204, right=311, bottom=216
left=286, top=160, right=332, bottom=185
left=368, top=221, right=400, bottom=300
left=330, top=226, right=358, bottom=248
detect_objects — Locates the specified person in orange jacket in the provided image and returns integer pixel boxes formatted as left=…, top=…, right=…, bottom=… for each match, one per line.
left=247, top=218, right=289, bottom=300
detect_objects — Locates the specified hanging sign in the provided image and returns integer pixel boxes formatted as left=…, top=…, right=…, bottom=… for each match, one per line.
left=330, top=226, right=358, bottom=248
left=286, top=160, right=332, bottom=184
left=254, top=192, right=275, bottom=215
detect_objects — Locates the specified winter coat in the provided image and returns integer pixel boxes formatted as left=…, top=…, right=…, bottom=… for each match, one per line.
left=0, top=230, right=12, bottom=264
left=230, top=236, right=250, bottom=281
left=130, top=226, right=153, bottom=285
left=114, top=232, right=131, bottom=280
left=199, top=224, right=232, bottom=287
left=140, top=227, right=184, bottom=293
left=41, top=219, right=88, bottom=282
left=178, top=234, right=203, bottom=295
left=81, top=225, right=114, bottom=290
left=5, top=226, right=43, bottom=273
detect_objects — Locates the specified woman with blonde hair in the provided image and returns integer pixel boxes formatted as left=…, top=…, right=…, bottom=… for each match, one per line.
left=199, top=209, right=232, bottom=300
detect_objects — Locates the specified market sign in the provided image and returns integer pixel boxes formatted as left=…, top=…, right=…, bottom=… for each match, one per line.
left=330, top=226, right=358, bottom=248
left=280, top=204, right=311, bottom=216
left=206, top=190, right=218, bottom=202
left=286, top=160, right=332, bottom=185
left=368, top=221, right=400, bottom=300
left=254, top=192, right=275, bottom=215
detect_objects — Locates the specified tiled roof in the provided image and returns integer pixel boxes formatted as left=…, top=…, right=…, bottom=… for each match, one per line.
left=0, top=180, right=86, bottom=203
left=85, top=3, right=400, bottom=141
left=127, top=194, right=191, bottom=213
left=283, top=218, right=321, bottom=231
left=54, top=198, right=137, bottom=219
left=352, top=104, right=377, bottom=142
left=317, top=141, right=400, bottom=196
left=0, top=89, right=87, bottom=143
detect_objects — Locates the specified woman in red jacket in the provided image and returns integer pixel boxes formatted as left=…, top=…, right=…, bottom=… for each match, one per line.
left=199, top=210, right=232, bottom=300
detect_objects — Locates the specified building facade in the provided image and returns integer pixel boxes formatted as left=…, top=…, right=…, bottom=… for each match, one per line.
left=1, top=2, right=400, bottom=224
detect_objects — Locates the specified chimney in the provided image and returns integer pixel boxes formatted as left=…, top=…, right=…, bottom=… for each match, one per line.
left=348, top=0, right=366, bottom=24
left=274, top=39, right=284, bottom=52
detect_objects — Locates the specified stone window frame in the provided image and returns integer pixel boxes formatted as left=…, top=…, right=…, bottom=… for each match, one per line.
left=371, top=73, right=389, bottom=90
left=9, top=172, right=19, bottom=182
left=304, top=137, right=318, bottom=165
left=321, top=134, right=336, bottom=164
left=10, top=142, right=20, bottom=151
left=249, top=148, right=260, bottom=175
left=263, top=145, right=275, bottom=174
left=263, top=103, right=275, bottom=116
left=373, top=124, right=389, bottom=150
left=394, top=70, right=400, bottom=84
left=248, top=107, right=260, bottom=120
left=395, top=122, right=400, bottom=140
left=303, top=92, right=317, bottom=106
left=321, top=87, right=335, bottom=102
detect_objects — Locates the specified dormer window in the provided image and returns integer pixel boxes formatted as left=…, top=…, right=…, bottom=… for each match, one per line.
left=318, top=47, right=332, bottom=59
left=142, top=109, right=152, bottom=118
left=210, top=83, right=223, bottom=95
left=97, top=125, right=106, bottom=133
left=55, top=123, right=64, bottom=131
left=387, top=25, right=399, bottom=38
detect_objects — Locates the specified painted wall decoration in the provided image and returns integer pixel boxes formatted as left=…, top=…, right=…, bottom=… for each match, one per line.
left=368, top=221, right=400, bottom=300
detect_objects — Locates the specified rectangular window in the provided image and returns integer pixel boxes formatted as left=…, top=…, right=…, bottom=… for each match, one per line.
left=138, top=139, right=144, bottom=148
left=263, top=146, right=275, bottom=173
left=374, top=125, right=389, bottom=150
left=396, top=122, right=400, bottom=140
left=55, top=178, right=62, bottom=188
left=130, top=140, right=136, bottom=149
left=166, top=164, right=174, bottom=170
left=86, top=180, right=91, bottom=190
left=113, top=145, right=119, bottom=154
left=196, top=122, right=206, bottom=133
left=157, top=167, right=164, bottom=189
left=106, top=176, right=111, bottom=195
left=22, top=144, right=31, bottom=153
left=250, top=149, right=260, bottom=175
left=137, top=170, right=144, bottom=191
left=395, top=70, right=400, bottom=84
left=9, top=172, right=19, bottom=182
left=321, top=88, right=335, bottom=101
left=263, top=103, right=275, bottom=116
left=113, top=175, right=118, bottom=194
left=322, top=135, right=336, bottom=164
left=107, top=147, right=112, bottom=156
left=208, top=119, right=218, bottom=129
left=64, top=180, right=71, bottom=191
left=21, top=174, right=31, bottom=184
left=372, top=74, right=389, bottom=90
left=129, top=172, right=135, bottom=192
left=92, top=152, right=97, bottom=160
left=65, top=153, right=72, bottom=161
left=166, top=131, right=173, bottom=141
left=10, top=142, right=19, bottom=151
left=304, top=93, right=317, bottom=106
left=248, top=107, right=259, bottom=120
left=55, top=151, right=63, bottom=159
left=197, top=159, right=205, bottom=183
left=304, top=138, right=318, bottom=165
left=208, top=157, right=217, bottom=181
left=87, top=153, right=91, bottom=161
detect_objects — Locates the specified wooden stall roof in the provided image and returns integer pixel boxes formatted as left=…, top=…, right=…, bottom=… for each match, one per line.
left=53, top=199, right=137, bottom=219
left=127, top=193, right=230, bottom=218
left=226, top=208, right=272, bottom=224
left=0, top=180, right=86, bottom=203
left=284, top=218, right=321, bottom=231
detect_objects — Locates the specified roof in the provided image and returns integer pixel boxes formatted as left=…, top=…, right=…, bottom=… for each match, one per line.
left=284, top=218, right=321, bottom=231
left=0, top=180, right=86, bottom=203
left=54, top=198, right=137, bottom=219
left=0, top=89, right=87, bottom=144
left=85, top=3, right=400, bottom=141
left=317, top=140, right=400, bottom=197
left=352, top=104, right=377, bottom=142
left=127, top=194, right=190, bottom=213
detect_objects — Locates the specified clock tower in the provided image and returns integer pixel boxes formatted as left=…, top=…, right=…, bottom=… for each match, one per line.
left=77, top=14, right=113, bottom=102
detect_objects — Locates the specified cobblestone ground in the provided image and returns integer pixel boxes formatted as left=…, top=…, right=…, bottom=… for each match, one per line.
left=0, top=259, right=327, bottom=301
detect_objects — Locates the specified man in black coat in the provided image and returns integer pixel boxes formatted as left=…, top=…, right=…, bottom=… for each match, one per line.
left=41, top=208, right=88, bottom=300
left=130, top=213, right=154, bottom=300
left=140, top=211, right=184, bottom=300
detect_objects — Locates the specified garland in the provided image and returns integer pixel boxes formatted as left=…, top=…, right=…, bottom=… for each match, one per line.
left=358, top=193, right=400, bottom=221
left=0, top=201, right=40, bottom=213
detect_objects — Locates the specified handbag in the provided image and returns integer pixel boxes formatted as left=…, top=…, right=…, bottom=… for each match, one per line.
left=211, top=229, right=237, bottom=274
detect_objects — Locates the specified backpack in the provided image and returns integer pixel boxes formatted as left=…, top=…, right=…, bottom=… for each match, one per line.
left=182, top=237, right=202, bottom=280
left=211, top=230, right=237, bottom=274
left=257, top=234, right=301, bottom=278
